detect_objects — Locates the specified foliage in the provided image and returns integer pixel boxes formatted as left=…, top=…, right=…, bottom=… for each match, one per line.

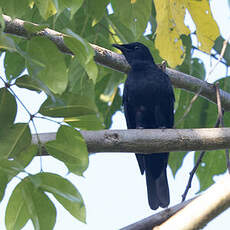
left=0, top=0, right=229, bottom=229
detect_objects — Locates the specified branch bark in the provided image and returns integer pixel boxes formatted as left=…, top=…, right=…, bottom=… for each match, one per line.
left=32, top=128, right=230, bottom=154
left=2, top=14, right=230, bottom=111
left=119, top=197, right=196, bottom=230
left=155, top=175, right=230, bottom=230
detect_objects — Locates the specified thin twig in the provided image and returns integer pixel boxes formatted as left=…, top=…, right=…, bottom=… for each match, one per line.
left=181, top=110, right=223, bottom=201
left=0, top=76, right=44, bottom=170
left=192, top=46, right=227, bottom=66
left=215, top=82, right=224, bottom=126
left=208, top=34, right=230, bottom=77
left=215, top=82, right=230, bottom=173
left=34, top=115, right=64, bottom=126
left=181, top=151, right=205, bottom=202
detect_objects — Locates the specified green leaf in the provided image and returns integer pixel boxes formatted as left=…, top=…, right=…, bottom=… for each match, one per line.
left=0, top=172, right=8, bottom=202
left=0, top=144, right=37, bottom=202
left=213, top=36, right=230, bottom=66
left=0, top=123, right=31, bottom=159
left=57, top=0, right=84, bottom=19
left=5, top=180, right=30, bottom=230
left=107, top=14, right=134, bottom=44
left=0, top=88, right=17, bottom=128
left=67, top=56, right=95, bottom=95
left=97, top=87, right=122, bottom=129
left=218, top=76, right=230, bottom=93
left=95, top=70, right=123, bottom=128
left=24, top=22, right=48, bottom=34
left=0, top=32, right=17, bottom=51
left=39, top=92, right=97, bottom=117
left=65, top=114, right=104, bottom=130
left=26, top=37, right=68, bottom=94
left=87, top=0, right=110, bottom=26
left=15, top=74, right=43, bottom=92
left=168, top=151, right=187, bottom=177
left=6, top=177, right=57, bottom=230
left=45, top=125, right=89, bottom=176
left=190, top=58, right=206, bottom=80
left=111, top=0, right=152, bottom=39
left=176, top=35, right=192, bottom=74
left=13, top=144, right=38, bottom=169
left=195, top=150, right=226, bottom=192
left=175, top=58, right=206, bottom=129
left=34, top=0, right=57, bottom=20
left=64, top=30, right=98, bottom=83
left=0, top=0, right=30, bottom=18
left=33, top=172, right=86, bottom=223
left=4, top=51, right=25, bottom=81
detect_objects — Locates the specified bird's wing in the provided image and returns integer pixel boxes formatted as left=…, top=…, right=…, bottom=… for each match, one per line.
left=123, top=82, right=145, bottom=174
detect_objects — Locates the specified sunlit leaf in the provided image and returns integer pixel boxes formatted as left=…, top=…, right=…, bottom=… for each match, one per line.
left=187, top=0, right=220, bottom=53
left=154, top=0, right=190, bottom=67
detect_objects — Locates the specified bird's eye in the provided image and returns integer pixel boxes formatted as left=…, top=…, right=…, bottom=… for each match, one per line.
left=134, top=46, right=139, bottom=49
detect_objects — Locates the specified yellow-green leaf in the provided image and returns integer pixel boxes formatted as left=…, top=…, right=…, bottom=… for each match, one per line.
left=187, top=0, right=220, bottom=53
left=155, top=0, right=190, bottom=67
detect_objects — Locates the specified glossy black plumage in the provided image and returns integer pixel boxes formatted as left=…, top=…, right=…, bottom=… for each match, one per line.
left=113, top=42, right=175, bottom=210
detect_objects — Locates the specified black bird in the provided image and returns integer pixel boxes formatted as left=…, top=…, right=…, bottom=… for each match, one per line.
left=113, top=42, right=175, bottom=210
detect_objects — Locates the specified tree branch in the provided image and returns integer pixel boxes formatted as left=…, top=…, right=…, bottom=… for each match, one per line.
left=119, top=197, right=196, bottom=230
left=2, top=14, right=230, bottom=111
left=155, top=175, right=230, bottom=230
left=32, top=128, right=230, bottom=154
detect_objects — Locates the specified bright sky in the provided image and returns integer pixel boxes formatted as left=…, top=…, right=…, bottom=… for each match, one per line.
left=0, top=0, right=230, bottom=229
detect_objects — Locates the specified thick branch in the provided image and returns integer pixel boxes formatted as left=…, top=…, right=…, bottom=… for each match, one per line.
left=2, top=14, right=230, bottom=111
left=32, top=128, right=230, bottom=154
left=119, top=197, right=196, bottom=230
left=155, top=175, right=230, bottom=230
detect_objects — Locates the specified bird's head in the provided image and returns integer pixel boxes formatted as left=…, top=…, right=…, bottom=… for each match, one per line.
left=112, top=42, right=155, bottom=66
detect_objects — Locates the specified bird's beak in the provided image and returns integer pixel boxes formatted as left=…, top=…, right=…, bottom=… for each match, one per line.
left=112, top=44, right=125, bottom=51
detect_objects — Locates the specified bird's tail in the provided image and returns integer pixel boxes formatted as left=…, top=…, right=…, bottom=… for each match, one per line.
left=145, top=161, right=169, bottom=210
